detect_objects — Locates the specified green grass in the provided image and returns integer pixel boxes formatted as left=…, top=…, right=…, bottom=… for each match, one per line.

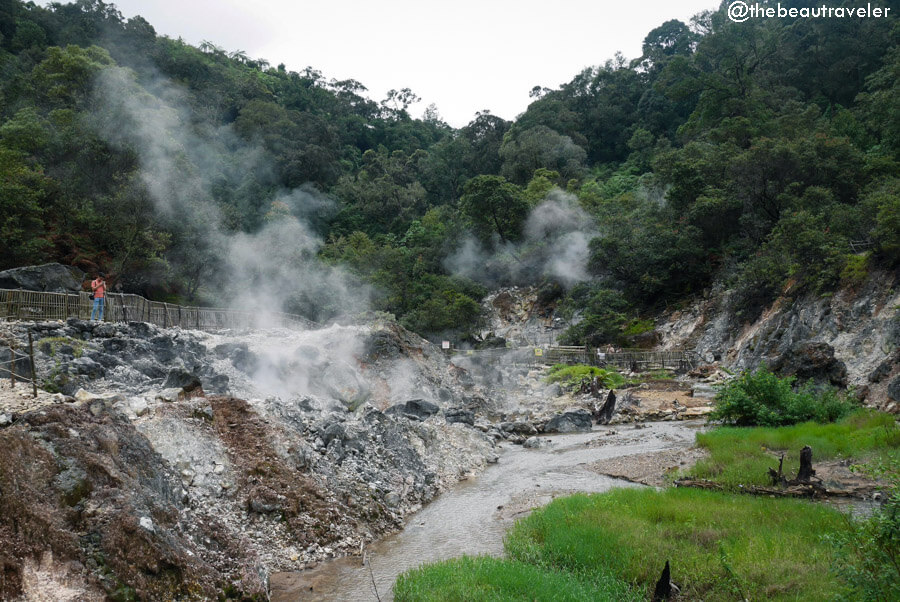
left=397, top=488, right=851, bottom=601
left=394, top=555, right=639, bottom=601
left=502, top=488, right=850, bottom=601
left=37, top=336, right=86, bottom=358
left=545, top=364, right=625, bottom=389
left=688, top=409, right=900, bottom=488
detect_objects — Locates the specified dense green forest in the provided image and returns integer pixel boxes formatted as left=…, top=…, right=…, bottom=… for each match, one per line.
left=0, top=0, right=897, bottom=341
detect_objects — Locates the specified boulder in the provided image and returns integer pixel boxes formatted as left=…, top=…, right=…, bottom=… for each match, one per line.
left=770, top=341, right=847, bottom=388
left=0, top=263, right=84, bottom=292
left=443, top=407, right=475, bottom=426
left=385, top=399, right=440, bottom=421
left=163, top=369, right=203, bottom=392
left=543, top=409, right=592, bottom=433
left=888, top=376, right=900, bottom=402
left=155, top=388, right=185, bottom=403
left=500, top=421, right=538, bottom=435
left=690, top=383, right=718, bottom=399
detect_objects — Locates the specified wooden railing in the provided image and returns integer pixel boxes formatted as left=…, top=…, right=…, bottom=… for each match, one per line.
left=0, top=289, right=319, bottom=331
left=451, top=345, right=697, bottom=371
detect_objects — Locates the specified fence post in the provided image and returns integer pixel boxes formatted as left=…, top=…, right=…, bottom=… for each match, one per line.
left=8, top=346, right=14, bottom=388
left=28, top=331, right=37, bottom=398
left=163, top=303, right=168, bottom=328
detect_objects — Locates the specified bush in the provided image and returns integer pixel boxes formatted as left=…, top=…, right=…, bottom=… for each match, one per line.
left=709, top=367, right=856, bottom=426
left=545, top=364, right=625, bottom=390
left=827, top=451, right=900, bottom=601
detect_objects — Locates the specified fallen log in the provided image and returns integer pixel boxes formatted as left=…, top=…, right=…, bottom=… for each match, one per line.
left=674, top=478, right=826, bottom=498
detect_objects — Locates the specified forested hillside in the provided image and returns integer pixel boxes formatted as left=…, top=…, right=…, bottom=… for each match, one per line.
left=1, top=0, right=897, bottom=341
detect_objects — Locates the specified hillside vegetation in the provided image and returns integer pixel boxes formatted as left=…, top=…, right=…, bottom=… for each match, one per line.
left=0, top=0, right=897, bottom=341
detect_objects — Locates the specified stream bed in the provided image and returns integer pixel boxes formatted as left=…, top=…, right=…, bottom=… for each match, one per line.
left=270, top=420, right=704, bottom=601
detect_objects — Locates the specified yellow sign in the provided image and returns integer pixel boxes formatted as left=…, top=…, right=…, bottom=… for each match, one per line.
left=534, top=348, right=543, bottom=356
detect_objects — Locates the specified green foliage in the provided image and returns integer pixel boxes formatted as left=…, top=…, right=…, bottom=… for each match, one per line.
left=840, top=252, right=870, bottom=288
left=621, top=318, right=654, bottom=337
left=830, top=488, right=900, bottom=601
left=559, top=285, right=630, bottom=346
left=689, top=410, right=900, bottom=489
left=0, top=148, right=49, bottom=268
left=459, top=174, right=528, bottom=243
left=827, top=447, right=900, bottom=601
left=544, top=364, right=625, bottom=390
left=709, top=367, right=856, bottom=427
left=0, top=0, right=896, bottom=338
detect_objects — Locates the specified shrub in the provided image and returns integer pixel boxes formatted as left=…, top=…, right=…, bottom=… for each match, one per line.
left=545, top=364, right=625, bottom=389
left=709, top=367, right=855, bottom=426
left=827, top=451, right=900, bottom=601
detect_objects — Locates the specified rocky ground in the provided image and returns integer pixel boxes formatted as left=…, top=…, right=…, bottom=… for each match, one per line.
left=5, top=314, right=709, bottom=600
left=2, top=303, right=884, bottom=600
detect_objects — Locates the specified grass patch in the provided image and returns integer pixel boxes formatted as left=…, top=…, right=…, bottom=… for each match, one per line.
left=623, top=369, right=675, bottom=385
left=502, top=488, right=850, bottom=601
left=37, top=336, right=86, bottom=358
left=394, top=555, right=638, bottom=601
left=688, top=410, right=900, bottom=488
left=545, top=363, right=625, bottom=389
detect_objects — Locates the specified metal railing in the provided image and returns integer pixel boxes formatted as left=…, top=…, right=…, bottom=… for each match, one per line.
left=0, top=289, right=319, bottom=331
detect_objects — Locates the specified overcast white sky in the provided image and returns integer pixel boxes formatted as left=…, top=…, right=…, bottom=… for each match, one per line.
left=63, top=0, right=721, bottom=126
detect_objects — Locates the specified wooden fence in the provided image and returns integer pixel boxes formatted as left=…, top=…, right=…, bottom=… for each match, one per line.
left=451, top=345, right=697, bottom=372
left=0, top=289, right=319, bottom=331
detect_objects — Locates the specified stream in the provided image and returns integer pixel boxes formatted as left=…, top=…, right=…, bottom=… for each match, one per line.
left=269, top=420, right=704, bottom=601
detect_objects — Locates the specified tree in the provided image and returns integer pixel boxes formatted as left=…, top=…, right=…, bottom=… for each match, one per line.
left=0, top=149, right=49, bottom=269
left=499, top=125, right=586, bottom=185
left=459, top=175, right=528, bottom=243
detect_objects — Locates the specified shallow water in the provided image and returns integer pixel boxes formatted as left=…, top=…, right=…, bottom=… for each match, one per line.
left=270, top=420, right=703, bottom=601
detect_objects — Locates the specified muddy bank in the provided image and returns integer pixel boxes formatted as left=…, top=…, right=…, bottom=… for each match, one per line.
left=270, top=420, right=704, bottom=601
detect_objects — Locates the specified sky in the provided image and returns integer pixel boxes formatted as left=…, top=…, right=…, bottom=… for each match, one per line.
left=60, top=0, right=721, bottom=127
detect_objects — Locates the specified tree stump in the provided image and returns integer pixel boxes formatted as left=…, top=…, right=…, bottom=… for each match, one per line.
left=652, top=560, right=672, bottom=600
left=596, top=390, right=616, bottom=424
left=796, top=445, right=815, bottom=482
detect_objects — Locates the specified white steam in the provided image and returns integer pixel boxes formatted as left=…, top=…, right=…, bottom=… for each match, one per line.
left=445, top=189, right=596, bottom=288
left=91, top=66, right=365, bottom=322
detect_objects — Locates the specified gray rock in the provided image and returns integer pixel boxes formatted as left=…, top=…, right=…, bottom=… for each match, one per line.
left=543, top=409, right=592, bottom=433
left=69, top=357, right=106, bottom=379
left=163, top=369, right=203, bottom=392
left=443, top=407, right=475, bottom=426
left=522, top=437, right=545, bottom=449
left=385, top=399, right=440, bottom=421
left=0, top=263, right=84, bottom=292
left=770, top=341, right=847, bottom=387
left=155, top=388, right=184, bottom=403
left=888, top=376, right=900, bottom=402
left=691, top=383, right=718, bottom=399
left=128, top=397, right=150, bottom=417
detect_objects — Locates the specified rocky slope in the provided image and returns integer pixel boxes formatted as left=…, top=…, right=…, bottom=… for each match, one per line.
left=657, top=269, right=900, bottom=411
left=0, top=317, right=503, bottom=600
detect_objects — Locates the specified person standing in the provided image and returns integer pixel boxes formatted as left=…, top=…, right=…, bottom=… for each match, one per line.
left=90, top=272, right=106, bottom=321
